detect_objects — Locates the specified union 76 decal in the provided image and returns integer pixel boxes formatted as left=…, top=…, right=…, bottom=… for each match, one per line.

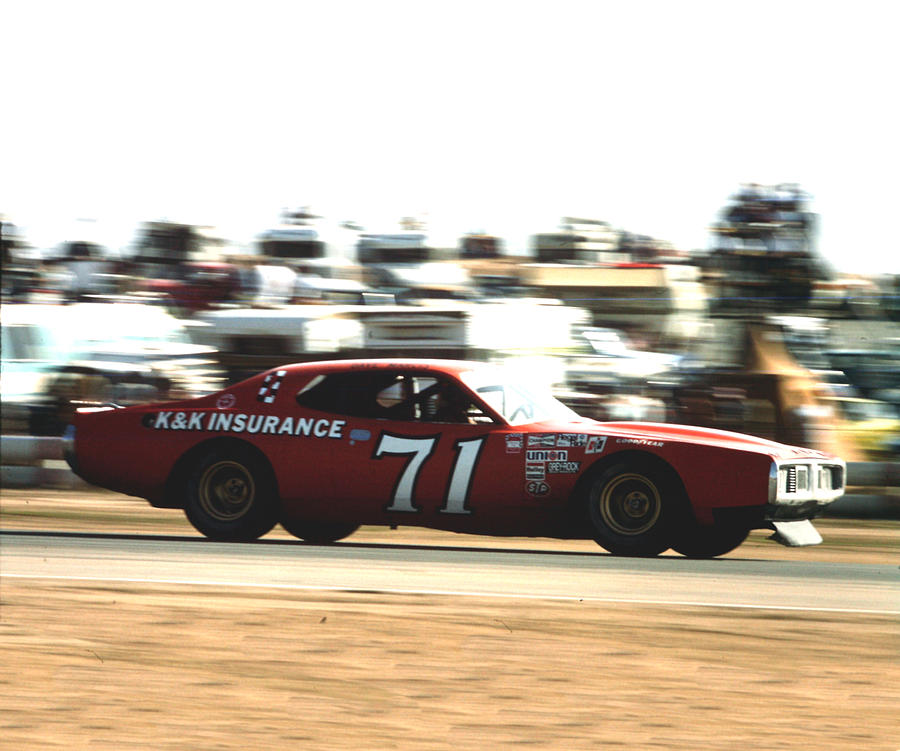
left=373, top=433, right=486, bottom=515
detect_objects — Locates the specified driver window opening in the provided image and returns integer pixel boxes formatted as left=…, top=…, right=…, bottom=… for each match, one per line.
left=296, top=371, right=493, bottom=424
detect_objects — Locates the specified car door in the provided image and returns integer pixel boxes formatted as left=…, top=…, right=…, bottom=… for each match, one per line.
left=291, top=369, right=522, bottom=529
left=274, top=367, right=555, bottom=530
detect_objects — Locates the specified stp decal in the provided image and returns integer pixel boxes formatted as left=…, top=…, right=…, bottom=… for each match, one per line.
left=526, top=480, right=550, bottom=496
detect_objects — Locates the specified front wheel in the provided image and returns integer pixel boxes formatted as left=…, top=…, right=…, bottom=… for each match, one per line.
left=184, top=448, right=279, bottom=541
left=583, top=462, right=681, bottom=557
left=280, top=517, right=360, bottom=544
left=671, top=519, right=751, bottom=558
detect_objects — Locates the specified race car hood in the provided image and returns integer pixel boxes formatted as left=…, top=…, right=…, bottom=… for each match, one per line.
left=533, top=419, right=832, bottom=461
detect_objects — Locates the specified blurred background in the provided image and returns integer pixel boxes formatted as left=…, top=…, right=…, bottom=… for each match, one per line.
left=2, top=1, right=898, bottom=467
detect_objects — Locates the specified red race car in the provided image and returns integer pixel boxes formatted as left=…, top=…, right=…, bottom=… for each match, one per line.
left=64, top=359, right=846, bottom=557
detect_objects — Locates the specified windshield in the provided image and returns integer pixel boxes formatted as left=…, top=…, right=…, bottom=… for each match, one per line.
left=459, top=367, right=579, bottom=426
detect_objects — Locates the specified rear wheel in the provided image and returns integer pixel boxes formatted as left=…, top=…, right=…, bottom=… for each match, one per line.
left=184, top=448, right=279, bottom=541
left=672, top=519, right=751, bottom=558
left=584, top=461, right=682, bottom=557
left=280, top=517, right=360, bottom=544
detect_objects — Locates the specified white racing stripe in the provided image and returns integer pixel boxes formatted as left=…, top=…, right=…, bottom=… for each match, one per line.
left=3, top=572, right=898, bottom=616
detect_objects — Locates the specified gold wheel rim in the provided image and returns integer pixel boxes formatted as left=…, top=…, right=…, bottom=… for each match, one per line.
left=198, top=460, right=255, bottom=522
left=598, top=473, right=662, bottom=536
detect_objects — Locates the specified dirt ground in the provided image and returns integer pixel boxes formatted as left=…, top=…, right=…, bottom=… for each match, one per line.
left=1, top=489, right=898, bottom=750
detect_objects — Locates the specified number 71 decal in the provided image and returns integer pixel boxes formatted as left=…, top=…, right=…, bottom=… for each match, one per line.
left=373, top=433, right=486, bottom=514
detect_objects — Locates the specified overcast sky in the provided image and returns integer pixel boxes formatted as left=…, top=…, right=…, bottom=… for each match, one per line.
left=2, top=1, right=898, bottom=272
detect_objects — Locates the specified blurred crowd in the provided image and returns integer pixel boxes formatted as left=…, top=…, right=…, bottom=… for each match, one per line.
left=2, top=187, right=899, bottom=460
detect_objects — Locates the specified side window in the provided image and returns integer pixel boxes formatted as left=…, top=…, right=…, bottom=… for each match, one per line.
left=375, top=375, right=436, bottom=421
left=296, top=372, right=395, bottom=418
left=420, top=380, right=493, bottom=424
left=295, top=371, right=494, bottom=423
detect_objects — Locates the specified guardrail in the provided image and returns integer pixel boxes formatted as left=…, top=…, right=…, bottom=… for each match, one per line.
left=1, top=435, right=80, bottom=489
left=827, top=461, right=900, bottom=519
left=2, top=435, right=66, bottom=465
left=1, top=435, right=898, bottom=519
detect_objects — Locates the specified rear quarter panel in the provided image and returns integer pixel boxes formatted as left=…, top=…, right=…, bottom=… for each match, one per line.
left=73, top=406, right=193, bottom=502
left=73, top=400, right=346, bottom=506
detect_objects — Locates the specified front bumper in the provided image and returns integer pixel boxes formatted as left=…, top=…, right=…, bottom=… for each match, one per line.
left=766, top=458, right=846, bottom=520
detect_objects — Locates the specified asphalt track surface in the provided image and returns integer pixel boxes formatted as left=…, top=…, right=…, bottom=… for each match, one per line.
left=2, top=531, right=898, bottom=615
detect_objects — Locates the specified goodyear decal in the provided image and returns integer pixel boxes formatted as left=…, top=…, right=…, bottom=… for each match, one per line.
left=616, top=438, right=664, bottom=448
left=148, top=411, right=345, bottom=439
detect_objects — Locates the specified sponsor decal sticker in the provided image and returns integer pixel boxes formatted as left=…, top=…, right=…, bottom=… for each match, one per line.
left=257, top=370, right=287, bottom=404
left=547, top=461, right=581, bottom=474
left=505, top=433, right=524, bottom=454
left=585, top=436, right=608, bottom=454
left=527, top=434, right=557, bottom=447
left=349, top=428, right=372, bottom=445
left=526, top=449, right=568, bottom=462
left=216, top=393, right=237, bottom=409
left=556, top=433, right=588, bottom=447
left=525, top=480, right=551, bottom=497
left=525, top=461, right=546, bottom=480
left=616, top=438, right=664, bottom=448
left=150, top=411, right=345, bottom=439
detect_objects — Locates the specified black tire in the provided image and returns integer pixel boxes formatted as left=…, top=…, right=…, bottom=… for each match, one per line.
left=583, top=461, right=682, bottom=557
left=280, top=517, right=360, bottom=544
left=184, top=447, right=279, bottom=541
left=671, top=519, right=751, bottom=558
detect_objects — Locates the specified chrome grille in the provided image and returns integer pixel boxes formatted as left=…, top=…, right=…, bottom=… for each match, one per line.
left=785, top=466, right=798, bottom=493
left=776, top=461, right=845, bottom=501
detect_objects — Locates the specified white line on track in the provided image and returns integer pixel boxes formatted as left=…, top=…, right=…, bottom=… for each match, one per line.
left=4, top=572, right=897, bottom=616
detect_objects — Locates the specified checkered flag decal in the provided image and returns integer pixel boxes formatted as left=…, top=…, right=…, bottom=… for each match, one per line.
left=257, top=370, right=287, bottom=403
